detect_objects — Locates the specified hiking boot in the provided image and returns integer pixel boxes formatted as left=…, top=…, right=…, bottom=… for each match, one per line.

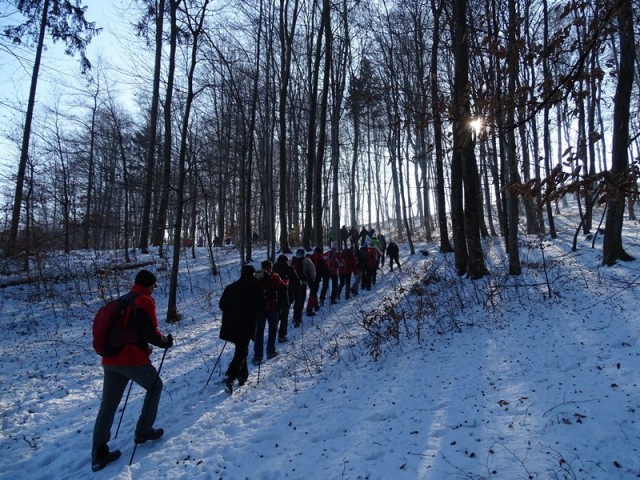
left=293, top=321, right=301, bottom=327
left=267, top=351, right=279, bottom=359
left=278, top=336, right=288, bottom=343
left=134, top=428, right=164, bottom=444
left=223, top=377, right=233, bottom=395
left=314, top=305, right=320, bottom=312
left=251, top=358, right=262, bottom=366
left=91, top=445, right=121, bottom=472
left=306, top=310, right=315, bottom=317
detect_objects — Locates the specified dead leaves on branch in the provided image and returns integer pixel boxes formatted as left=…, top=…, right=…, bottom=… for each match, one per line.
left=507, top=162, right=640, bottom=209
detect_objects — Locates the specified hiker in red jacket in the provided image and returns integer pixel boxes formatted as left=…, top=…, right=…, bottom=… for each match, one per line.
left=324, top=245, right=342, bottom=304
left=338, top=246, right=357, bottom=300
left=92, top=270, right=173, bottom=472
left=252, top=260, right=289, bottom=365
left=310, top=247, right=329, bottom=308
left=291, top=249, right=316, bottom=324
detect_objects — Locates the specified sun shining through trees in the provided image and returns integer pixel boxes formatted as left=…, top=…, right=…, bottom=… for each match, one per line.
left=0, top=0, right=635, bottom=284
left=470, top=118, right=483, bottom=138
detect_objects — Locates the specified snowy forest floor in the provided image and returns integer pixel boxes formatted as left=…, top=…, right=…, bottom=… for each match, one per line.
left=1, top=209, right=640, bottom=479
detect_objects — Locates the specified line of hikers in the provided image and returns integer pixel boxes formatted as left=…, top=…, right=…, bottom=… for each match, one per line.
left=219, top=234, right=401, bottom=395
left=90, top=235, right=402, bottom=472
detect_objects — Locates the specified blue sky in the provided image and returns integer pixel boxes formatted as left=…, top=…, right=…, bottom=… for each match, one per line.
left=0, top=0, right=141, bottom=192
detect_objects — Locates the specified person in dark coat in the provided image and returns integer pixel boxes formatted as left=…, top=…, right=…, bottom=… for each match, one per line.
left=386, top=241, right=401, bottom=272
left=359, top=226, right=369, bottom=246
left=272, top=254, right=300, bottom=343
left=219, top=265, right=266, bottom=395
left=340, top=225, right=349, bottom=250
left=349, top=227, right=359, bottom=247
left=377, top=233, right=387, bottom=266
left=360, top=246, right=374, bottom=290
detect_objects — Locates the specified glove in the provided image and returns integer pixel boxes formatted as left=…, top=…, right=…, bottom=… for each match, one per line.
left=163, top=334, right=174, bottom=349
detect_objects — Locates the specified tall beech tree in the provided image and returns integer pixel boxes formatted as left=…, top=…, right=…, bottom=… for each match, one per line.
left=137, top=0, right=165, bottom=254
left=451, top=0, right=487, bottom=279
left=602, top=0, right=635, bottom=266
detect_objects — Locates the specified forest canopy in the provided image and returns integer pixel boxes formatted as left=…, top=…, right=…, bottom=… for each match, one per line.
left=0, top=0, right=637, bottom=276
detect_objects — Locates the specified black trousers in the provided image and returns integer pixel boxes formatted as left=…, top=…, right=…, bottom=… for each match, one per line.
left=225, top=337, right=250, bottom=383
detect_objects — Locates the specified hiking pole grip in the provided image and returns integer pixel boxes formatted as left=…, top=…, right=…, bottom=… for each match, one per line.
left=129, top=348, right=168, bottom=466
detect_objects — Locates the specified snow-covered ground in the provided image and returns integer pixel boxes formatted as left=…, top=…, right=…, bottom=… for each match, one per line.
left=1, top=212, right=640, bottom=479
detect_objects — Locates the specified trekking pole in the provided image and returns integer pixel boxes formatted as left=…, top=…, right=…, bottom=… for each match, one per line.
left=205, top=341, right=228, bottom=387
left=114, top=380, right=133, bottom=439
left=129, top=348, right=167, bottom=467
left=257, top=359, right=261, bottom=385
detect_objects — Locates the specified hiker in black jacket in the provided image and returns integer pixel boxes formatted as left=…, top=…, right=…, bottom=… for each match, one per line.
left=386, top=242, right=401, bottom=272
left=219, top=265, right=266, bottom=394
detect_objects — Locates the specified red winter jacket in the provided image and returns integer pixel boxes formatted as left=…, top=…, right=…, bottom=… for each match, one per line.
left=366, top=246, right=380, bottom=269
left=257, top=271, right=289, bottom=311
left=102, top=284, right=168, bottom=367
left=324, top=249, right=342, bottom=276
left=340, top=248, right=357, bottom=275
left=310, top=252, right=329, bottom=278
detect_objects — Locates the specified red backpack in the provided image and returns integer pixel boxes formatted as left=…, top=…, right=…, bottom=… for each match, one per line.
left=366, top=247, right=379, bottom=268
left=255, top=270, right=278, bottom=310
left=92, top=292, right=139, bottom=357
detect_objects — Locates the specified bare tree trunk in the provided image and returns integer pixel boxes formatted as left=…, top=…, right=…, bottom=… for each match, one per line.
left=603, top=0, right=635, bottom=266
left=84, top=85, right=100, bottom=249
left=168, top=0, right=210, bottom=322
left=586, top=46, right=599, bottom=231
left=7, top=0, right=50, bottom=255
left=430, top=0, right=453, bottom=253
left=350, top=110, right=360, bottom=229
left=479, top=140, right=497, bottom=236
left=399, top=131, right=415, bottom=255
left=153, top=0, right=180, bottom=252
left=107, top=98, right=132, bottom=264
left=542, top=0, right=557, bottom=238
left=242, top=0, right=264, bottom=263
left=117, top=130, right=131, bottom=264
left=390, top=129, right=403, bottom=238
left=277, top=0, right=300, bottom=254
left=330, top=0, right=349, bottom=250
left=52, top=113, right=71, bottom=253
left=139, top=0, right=165, bottom=253
left=303, top=3, right=324, bottom=250
left=312, top=0, right=331, bottom=249
left=504, top=0, right=521, bottom=275
left=452, top=0, right=486, bottom=278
